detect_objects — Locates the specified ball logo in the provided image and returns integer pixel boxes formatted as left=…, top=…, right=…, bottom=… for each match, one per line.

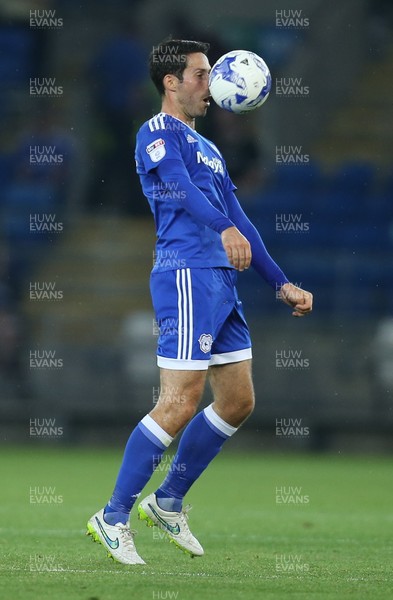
left=146, top=138, right=166, bottom=162
left=198, top=333, right=213, bottom=354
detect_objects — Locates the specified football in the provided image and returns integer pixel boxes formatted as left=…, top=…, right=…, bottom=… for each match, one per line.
left=209, top=50, right=271, bottom=114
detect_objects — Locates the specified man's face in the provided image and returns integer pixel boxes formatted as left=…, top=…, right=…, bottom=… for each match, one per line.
left=172, top=52, right=211, bottom=119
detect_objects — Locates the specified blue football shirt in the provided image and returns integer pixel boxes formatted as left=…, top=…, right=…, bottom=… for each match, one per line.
left=135, top=112, right=236, bottom=272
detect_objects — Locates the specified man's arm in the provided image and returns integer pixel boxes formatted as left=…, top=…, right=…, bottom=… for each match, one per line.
left=155, top=159, right=251, bottom=270
left=225, top=189, right=313, bottom=316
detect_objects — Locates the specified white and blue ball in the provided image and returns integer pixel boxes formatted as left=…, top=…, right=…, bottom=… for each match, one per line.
left=209, top=50, right=271, bottom=114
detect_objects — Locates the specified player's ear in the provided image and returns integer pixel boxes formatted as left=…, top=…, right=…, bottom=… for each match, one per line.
left=163, top=73, right=179, bottom=93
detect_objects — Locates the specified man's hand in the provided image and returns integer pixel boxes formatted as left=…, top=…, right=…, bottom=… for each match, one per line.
left=221, top=226, right=252, bottom=271
left=279, top=282, right=313, bottom=317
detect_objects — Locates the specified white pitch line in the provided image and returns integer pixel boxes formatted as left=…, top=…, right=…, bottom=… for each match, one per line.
left=0, top=528, right=85, bottom=536
left=1, top=566, right=215, bottom=577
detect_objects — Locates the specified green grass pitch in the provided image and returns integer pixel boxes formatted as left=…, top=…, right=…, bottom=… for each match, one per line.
left=1, top=447, right=392, bottom=599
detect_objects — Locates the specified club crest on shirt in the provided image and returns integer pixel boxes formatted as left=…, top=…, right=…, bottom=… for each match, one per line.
left=146, top=138, right=166, bottom=162
left=198, top=333, right=213, bottom=354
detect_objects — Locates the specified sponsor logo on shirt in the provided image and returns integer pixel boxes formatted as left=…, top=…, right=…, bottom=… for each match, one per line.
left=146, top=138, right=166, bottom=162
left=196, top=151, right=224, bottom=174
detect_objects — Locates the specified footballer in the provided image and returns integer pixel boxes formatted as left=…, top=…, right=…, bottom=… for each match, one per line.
left=87, top=39, right=313, bottom=564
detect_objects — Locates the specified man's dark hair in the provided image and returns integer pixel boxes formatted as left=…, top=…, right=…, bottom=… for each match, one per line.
left=149, top=38, right=210, bottom=96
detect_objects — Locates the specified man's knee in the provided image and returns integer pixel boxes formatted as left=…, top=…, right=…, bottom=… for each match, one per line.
left=226, top=389, right=255, bottom=424
left=239, top=392, right=255, bottom=420
left=150, top=369, right=207, bottom=435
left=161, top=373, right=204, bottom=407
left=209, top=360, right=255, bottom=427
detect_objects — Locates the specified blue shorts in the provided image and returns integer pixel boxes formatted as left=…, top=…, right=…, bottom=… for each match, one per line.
left=150, top=267, right=252, bottom=370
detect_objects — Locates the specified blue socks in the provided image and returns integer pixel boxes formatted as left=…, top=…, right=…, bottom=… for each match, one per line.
left=103, top=405, right=237, bottom=523
left=104, top=414, right=173, bottom=524
left=155, top=404, right=237, bottom=511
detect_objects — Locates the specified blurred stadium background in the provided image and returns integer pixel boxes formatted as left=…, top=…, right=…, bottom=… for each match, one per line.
left=0, top=0, right=392, bottom=453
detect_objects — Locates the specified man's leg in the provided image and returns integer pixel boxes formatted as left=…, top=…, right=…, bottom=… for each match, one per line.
left=87, top=368, right=206, bottom=563
left=105, top=368, right=206, bottom=522
left=147, top=360, right=254, bottom=512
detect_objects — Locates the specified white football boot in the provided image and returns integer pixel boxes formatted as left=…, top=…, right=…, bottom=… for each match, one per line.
left=138, top=493, right=204, bottom=557
left=86, top=508, right=145, bottom=565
